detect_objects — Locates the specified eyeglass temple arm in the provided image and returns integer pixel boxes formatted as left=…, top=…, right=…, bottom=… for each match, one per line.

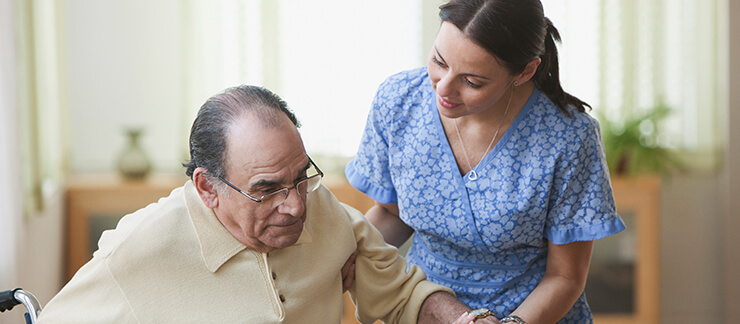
left=217, top=176, right=261, bottom=203
left=308, top=156, right=324, bottom=177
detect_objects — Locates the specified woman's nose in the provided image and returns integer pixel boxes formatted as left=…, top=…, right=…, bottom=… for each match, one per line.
left=435, top=73, right=455, bottom=98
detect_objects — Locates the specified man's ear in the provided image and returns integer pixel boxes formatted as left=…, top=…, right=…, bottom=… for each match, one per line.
left=193, top=167, right=219, bottom=208
left=515, top=57, right=542, bottom=85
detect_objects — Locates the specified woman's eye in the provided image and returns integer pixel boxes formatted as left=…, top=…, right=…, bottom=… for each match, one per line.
left=465, top=78, right=482, bottom=89
left=431, top=56, right=446, bottom=67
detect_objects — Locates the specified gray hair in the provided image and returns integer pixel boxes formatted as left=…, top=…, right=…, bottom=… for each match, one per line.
left=182, top=85, right=300, bottom=186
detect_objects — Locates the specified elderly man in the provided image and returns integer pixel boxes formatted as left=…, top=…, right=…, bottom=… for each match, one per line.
left=38, top=86, right=487, bottom=323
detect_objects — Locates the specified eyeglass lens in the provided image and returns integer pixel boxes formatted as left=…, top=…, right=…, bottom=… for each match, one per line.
left=260, top=174, right=322, bottom=209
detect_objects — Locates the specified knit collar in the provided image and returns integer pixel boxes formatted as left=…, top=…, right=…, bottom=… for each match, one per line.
left=183, top=180, right=312, bottom=273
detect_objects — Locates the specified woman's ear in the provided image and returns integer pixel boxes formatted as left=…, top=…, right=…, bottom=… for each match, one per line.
left=516, top=57, right=542, bottom=85
left=193, top=167, right=219, bottom=208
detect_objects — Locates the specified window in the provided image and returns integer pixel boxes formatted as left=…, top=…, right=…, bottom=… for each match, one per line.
left=187, top=0, right=425, bottom=173
left=542, top=0, right=723, bottom=169
left=189, top=0, right=721, bottom=172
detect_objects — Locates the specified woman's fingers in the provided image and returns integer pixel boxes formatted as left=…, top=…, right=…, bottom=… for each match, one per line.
left=341, top=249, right=359, bottom=292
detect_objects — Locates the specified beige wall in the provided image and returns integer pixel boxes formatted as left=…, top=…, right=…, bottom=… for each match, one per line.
left=0, top=0, right=20, bottom=298
left=725, top=0, right=740, bottom=322
left=0, top=0, right=23, bottom=322
left=661, top=174, right=724, bottom=322
left=61, top=0, right=186, bottom=174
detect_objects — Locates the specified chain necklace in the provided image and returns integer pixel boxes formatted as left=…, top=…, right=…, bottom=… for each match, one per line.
left=453, top=85, right=514, bottom=181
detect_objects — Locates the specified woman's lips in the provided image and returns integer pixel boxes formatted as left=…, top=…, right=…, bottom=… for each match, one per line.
left=437, top=95, right=461, bottom=109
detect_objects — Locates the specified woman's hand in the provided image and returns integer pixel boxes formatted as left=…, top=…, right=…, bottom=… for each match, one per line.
left=341, top=249, right=358, bottom=292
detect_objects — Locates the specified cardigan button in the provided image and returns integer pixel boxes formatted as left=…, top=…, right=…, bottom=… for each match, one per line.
left=272, top=272, right=277, bottom=280
left=279, top=295, right=286, bottom=303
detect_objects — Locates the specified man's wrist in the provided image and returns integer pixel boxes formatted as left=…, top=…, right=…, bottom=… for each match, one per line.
left=418, top=291, right=469, bottom=323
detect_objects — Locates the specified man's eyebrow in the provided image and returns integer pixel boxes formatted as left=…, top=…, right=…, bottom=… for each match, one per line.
left=250, top=179, right=281, bottom=191
left=249, top=160, right=312, bottom=191
left=294, top=161, right=312, bottom=181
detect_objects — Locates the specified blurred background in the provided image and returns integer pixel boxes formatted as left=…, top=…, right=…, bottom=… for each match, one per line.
left=1, top=0, right=738, bottom=323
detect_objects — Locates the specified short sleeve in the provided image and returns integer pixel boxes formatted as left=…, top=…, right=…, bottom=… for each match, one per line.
left=345, top=79, right=400, bottom=204
left=545, top=118, right=626, bottom=244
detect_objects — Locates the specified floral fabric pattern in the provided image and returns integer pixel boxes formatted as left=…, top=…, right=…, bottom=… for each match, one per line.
left=345, top=67, right=625, bottom=323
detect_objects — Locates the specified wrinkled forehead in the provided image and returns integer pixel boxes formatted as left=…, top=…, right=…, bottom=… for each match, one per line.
left=224, top=113, right=306, bottom=180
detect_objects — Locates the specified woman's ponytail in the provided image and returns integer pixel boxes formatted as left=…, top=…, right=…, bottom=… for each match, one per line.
left=534, top=18, right=590, bottom=116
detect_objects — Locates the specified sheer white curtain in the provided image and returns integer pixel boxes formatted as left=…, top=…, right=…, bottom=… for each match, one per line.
left=277, top=1, right=422, bottom=161
left=191, top=0, right=722, bottom=172
left=185, top=0, right=424, bottom=174
left=542, top=0, right=723, bottom=169
left=0, top=0, right=21, bottom=291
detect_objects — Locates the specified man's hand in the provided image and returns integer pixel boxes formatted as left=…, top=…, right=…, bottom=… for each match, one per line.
left=450, top=312, right=500, bottom=324
left=341, top=249, right=358, bottom=292
left=418, top=292, right=465, bottom=323
left=418, top=291, right=501, bottom=323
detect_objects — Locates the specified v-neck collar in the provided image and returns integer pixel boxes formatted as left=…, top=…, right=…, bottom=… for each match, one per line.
left=427, top=81, right=541, bottom=250
left=431, top=86, right=540, bottom=182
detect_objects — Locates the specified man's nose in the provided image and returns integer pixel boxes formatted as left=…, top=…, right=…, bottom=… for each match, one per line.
left=278, top=187, right=305, bottom=217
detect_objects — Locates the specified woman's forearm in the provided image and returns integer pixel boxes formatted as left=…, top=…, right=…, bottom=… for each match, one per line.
left=365, top=203, right=413, bottom=247
left=507, top=272, right=586, bottom=323
left=507, top=240, right=594, bottom=324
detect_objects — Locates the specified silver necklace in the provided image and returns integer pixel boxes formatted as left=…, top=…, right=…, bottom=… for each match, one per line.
left=453, top=85, right=514, bottom=181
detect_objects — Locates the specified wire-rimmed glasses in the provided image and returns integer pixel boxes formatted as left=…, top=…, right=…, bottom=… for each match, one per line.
left=218, top=156, right=323, bottom=209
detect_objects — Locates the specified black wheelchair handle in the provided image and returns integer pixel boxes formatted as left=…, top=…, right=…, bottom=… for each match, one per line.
left=0, top=288, right=22, bottom=312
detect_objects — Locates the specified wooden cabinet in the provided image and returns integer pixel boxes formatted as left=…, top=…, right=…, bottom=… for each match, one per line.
left=64, top=174, right=187, bottom=281
left=589, top=176, right=661, bottom=324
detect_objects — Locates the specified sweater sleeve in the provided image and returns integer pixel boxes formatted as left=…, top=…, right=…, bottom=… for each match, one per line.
left=343, top=202, right=453, bottom=324
left=36, top=256, right=138, bottom=324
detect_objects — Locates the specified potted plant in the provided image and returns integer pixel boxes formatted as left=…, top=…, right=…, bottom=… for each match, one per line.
left=598, top=103, right=684, bottom=177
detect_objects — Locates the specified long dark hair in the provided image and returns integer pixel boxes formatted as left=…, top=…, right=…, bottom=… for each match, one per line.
left=439, top=0, right=590, bottom=116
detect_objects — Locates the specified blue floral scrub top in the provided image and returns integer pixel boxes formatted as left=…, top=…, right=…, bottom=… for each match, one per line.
left=345, top=67, right=625, bottom=323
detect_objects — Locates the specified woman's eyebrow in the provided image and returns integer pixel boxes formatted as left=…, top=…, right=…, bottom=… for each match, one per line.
left=434, top=46, right=448, bottom=65
left=434, top=45, right=491, bottom=81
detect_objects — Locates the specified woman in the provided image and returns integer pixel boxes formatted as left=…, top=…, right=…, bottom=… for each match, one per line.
left=344, top=0, right=626, bottom=323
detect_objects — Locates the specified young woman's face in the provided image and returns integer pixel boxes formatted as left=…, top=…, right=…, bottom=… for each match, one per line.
left=428, top=21, right=517, bottom=119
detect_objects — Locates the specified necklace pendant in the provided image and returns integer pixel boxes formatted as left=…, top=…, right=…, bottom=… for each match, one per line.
left=468, top=170, right=478, bottom=181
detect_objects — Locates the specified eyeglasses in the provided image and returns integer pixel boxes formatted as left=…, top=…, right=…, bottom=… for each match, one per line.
left=217, top=156, right=324, bottom=209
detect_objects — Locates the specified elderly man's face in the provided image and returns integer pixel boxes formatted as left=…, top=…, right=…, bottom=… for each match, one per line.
left=214, top=113, right=309, bottom=253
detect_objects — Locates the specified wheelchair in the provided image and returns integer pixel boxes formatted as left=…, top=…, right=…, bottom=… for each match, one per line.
left=0, top=288, right=42, bottom=324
